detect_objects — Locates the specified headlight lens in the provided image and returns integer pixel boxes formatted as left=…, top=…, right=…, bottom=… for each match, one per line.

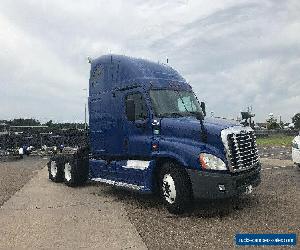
left=199, top=153, right=227, bottom=170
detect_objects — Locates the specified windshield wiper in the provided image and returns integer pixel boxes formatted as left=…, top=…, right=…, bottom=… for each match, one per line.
left=174, top=90, right=207, bottom=142
left=169, top=112, right=185, bottom=117
left=158, top=112, right=184, bottom=118
left=189, top=111, right=204, bottom=120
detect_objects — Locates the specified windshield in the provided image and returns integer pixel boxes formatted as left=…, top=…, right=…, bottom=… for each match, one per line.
left=150, top=89, right=203, bottom=118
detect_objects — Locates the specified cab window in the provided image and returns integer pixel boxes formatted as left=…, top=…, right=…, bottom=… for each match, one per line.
left=125, top=93, right=148, bottom=120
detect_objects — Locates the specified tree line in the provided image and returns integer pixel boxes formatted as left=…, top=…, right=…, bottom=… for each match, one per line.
left=0, top=119, right=86, bottom=130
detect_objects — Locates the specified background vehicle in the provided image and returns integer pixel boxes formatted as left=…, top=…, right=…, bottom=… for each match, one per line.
left=48, top=55, right=261, bottom=214
left=292, top=134, right=300, bottom=167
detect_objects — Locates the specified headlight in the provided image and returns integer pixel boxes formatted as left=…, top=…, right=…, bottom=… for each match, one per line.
left=199, top=153, right=227, bottom=170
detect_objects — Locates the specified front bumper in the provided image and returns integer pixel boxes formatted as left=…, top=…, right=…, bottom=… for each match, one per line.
left=187, top=163, right=261, bottom=199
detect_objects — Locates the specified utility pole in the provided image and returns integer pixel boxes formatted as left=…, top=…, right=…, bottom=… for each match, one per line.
left=84, top=103, right=87, bottom=130
left=83, top=88, right=88, bottom=130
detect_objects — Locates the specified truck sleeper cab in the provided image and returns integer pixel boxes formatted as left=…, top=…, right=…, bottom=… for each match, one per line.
left=48, top=55, right=261, bottom=214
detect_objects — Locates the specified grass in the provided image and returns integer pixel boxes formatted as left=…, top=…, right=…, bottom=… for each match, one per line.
left=256, top=134, right=294, bottom=147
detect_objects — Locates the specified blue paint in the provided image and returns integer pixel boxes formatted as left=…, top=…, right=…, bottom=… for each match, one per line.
left=88, top=54, right=254, bottom=194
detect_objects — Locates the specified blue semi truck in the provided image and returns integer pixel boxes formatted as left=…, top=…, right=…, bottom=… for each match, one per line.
left=48, top=55, right=261, bottom=214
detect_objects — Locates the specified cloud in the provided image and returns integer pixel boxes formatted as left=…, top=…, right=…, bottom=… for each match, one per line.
left=0, top=0, right=299, bottom=122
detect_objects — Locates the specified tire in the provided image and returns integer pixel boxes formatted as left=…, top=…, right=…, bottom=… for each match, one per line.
left=48, top=156, right=64, bottom=182
left=63, top=149, right=89, bottom=187
left=159, top=162, right=193, bottom=214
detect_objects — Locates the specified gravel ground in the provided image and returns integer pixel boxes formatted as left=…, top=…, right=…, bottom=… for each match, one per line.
left=258, top=145, right=292, bottom=160
left=100, top=160, right=299, bottom=249
left=1, top=152, right=299, bottom=249
left=0, top=156, right=47, bottom=206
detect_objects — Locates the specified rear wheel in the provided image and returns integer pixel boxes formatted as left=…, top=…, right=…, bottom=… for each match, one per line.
left=159, top=162, right=193, bottom=214
left=48, top=156, right=64, bottom=182
left=63, top=149, right=89, bottom=187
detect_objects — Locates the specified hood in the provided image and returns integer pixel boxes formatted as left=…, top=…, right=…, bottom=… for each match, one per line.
left=203, top=117, right=239, bottom=134
left=159, top=116, right=240, bottom=149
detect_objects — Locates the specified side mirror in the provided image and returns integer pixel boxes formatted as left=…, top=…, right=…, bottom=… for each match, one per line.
left=200, top=102, right=206, bottom=117
left=125, top=99, right=135, bottom=121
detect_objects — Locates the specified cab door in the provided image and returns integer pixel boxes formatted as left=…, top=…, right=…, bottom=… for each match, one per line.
left=114, top=91, right=153, bottom=186
left=124, top=91, right=152, bottom=158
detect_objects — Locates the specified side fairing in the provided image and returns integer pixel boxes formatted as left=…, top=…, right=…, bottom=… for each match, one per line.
left=89, top=159, right=156, bottom=192
left=89, top=91, right=126, bottom=157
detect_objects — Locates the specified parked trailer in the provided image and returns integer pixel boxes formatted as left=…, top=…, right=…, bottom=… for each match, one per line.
left=48, top=55, right=261, bottom=214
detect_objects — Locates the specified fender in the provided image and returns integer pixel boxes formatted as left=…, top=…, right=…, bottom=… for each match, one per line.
left=155, top=137, right=227, bottom=170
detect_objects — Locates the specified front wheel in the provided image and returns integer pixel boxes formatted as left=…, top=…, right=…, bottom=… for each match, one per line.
left=159, top=162, right=193, bottom=214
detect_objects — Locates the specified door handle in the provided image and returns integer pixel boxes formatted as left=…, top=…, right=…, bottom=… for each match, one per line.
left=135, top=120, right=146, bottom=128
left=123, top=138, right=128, bottom=149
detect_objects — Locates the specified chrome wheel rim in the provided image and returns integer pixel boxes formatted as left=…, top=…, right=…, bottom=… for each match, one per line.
left=64, top=163, right=72, bottom=182
left=50, top=161, right=58, bottom=177
left=162, top=174, right=176, bottom=204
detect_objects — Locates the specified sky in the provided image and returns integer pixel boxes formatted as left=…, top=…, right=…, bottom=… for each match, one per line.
left=0, top=0, right=299, bottom=123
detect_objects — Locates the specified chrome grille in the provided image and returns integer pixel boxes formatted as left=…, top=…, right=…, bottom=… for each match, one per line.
left=221, top=127, right=259, bottom=172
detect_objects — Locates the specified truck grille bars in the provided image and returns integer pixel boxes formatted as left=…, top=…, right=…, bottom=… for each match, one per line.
left=221, top=126, right=259, bottom=172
